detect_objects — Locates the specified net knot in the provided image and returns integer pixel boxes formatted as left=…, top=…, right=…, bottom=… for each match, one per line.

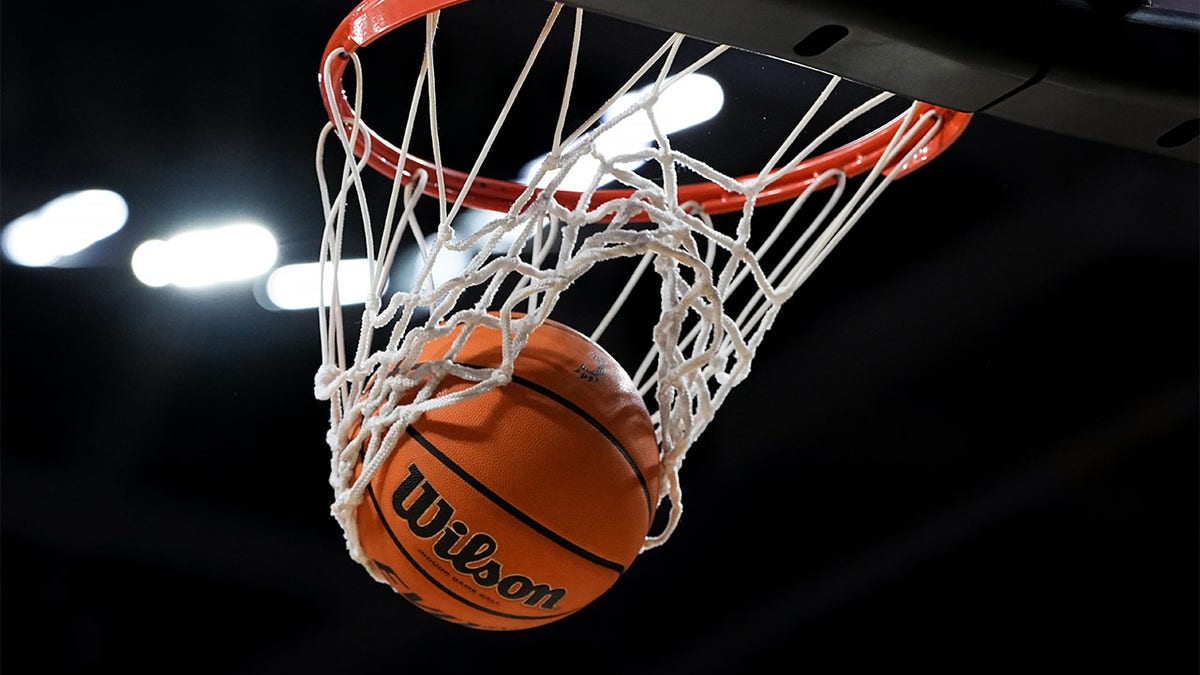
left=314, top=363, right=343, bottom=400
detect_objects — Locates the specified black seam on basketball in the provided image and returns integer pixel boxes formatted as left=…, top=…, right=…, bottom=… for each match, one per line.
left=497, top=320, right=651, bottom=504
left=391, top=347, right=656, bottom=522
left=365, top=481, right=573, bottom=623
left=446, top=357, right=654, bottom=520
left=406, top=425, right=627, bottom=574
left=503, top=370, right=655, bottom=520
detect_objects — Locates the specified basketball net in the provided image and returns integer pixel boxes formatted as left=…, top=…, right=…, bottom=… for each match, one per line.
left=313, top=0, right=970, bottom=577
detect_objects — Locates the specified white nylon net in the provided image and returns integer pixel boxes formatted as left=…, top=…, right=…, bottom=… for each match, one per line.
left=313, top=3, right=948, bottom=576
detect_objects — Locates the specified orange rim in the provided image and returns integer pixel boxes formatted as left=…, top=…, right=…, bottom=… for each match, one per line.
left=320, top=0, right=973, bottom=218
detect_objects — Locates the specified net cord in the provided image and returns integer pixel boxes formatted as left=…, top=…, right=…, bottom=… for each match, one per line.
left=314, top=2, right=949, bottom=570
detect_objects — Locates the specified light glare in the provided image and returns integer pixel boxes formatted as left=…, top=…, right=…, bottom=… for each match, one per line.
left=131, top=222, right=278, bottom=289
left=263, top=259, right=379, bottom=310
left=518, top=73, right=725, bottom=190
left=1, top=189, right=128, bottom=266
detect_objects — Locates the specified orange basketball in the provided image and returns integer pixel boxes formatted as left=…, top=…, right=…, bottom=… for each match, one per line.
left=350, top=317, right=661, bottom=630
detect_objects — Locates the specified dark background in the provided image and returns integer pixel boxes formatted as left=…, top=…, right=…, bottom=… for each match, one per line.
left=2, top=1, right=1196, bottom=673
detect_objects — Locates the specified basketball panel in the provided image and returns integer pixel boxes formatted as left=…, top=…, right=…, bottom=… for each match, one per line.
left=418, top=317, right=661, bottom=520
left=412, top=383, right=656, bottom=565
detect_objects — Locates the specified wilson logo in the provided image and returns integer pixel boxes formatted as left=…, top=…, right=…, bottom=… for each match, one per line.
left=391, top=462, right=568, bottom=610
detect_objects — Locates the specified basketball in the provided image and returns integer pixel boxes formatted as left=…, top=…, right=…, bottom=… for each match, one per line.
left=350, top=317, right=661, bottom=630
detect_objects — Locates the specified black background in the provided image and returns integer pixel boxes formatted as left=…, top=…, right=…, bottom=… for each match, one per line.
left=2, top=1, right=1197, bottom=673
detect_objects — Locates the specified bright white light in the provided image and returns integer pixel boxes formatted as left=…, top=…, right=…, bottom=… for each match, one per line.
left=263, top=259, right=379, bottom=310
left=129, top=240, right=173, bottom=288
left=617, top=73, right=725, bottom=134
left=414, top=244, right=472, bottom=291
left=518, top=73, right=725, bottom=191
left=2, top=189, right=128, bottom=266
left=391, top=238, right=474, bottom=297
left=131, top=221, right=277, bottom=289
left=596, top=73, right=725, bottom=154
left=519, top=153, right=616, bottom=193
left=453, top=208, right=554, bottom=257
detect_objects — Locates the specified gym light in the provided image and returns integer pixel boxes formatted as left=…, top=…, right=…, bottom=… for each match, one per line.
left=131, top=221, right=277, bottom=289
left=518, top=73, right=725, bottom=191
left=261, top=258, right=380, bottom=310
left=1, top=189, right=128, bottom=266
